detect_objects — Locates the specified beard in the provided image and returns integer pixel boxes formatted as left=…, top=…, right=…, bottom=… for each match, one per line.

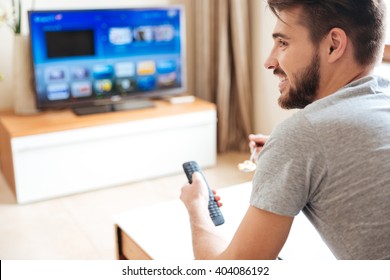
left=277, top=53, right=320, bottom=109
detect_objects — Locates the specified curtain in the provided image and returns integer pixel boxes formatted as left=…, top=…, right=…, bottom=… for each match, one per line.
left=194, top=0, right=253, bottom=152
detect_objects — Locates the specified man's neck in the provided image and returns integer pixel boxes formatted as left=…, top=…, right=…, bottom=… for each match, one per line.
left=316, top=65, right=374, bottom=100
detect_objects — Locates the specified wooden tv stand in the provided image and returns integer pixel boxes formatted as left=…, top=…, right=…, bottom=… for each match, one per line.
left=0, top=98, right=216, bottom=204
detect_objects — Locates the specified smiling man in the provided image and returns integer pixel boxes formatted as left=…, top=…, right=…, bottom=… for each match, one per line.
left=180, top=0, right=390, bottom=259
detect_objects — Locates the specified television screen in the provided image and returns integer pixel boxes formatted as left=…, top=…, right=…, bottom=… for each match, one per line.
left=28, top=6, right=186, bottom=114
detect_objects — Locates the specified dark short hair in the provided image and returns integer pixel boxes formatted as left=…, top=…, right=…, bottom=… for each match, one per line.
left=267, top=0, right=387, bottom=66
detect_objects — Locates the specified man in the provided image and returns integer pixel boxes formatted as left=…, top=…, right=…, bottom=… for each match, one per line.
left=180, top=0, right=390, bottom=259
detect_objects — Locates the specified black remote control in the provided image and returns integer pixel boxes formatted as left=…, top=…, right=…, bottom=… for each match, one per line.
left=182, top=161, right=225, bottom=226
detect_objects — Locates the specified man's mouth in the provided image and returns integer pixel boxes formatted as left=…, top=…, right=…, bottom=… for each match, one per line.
left=273, top=68, right=288, bottom=92
left=278, top=75, right=288, bottom=82
left=274, top=68, right=287, bottom=83
left=274, top=70, right=288, bottom=92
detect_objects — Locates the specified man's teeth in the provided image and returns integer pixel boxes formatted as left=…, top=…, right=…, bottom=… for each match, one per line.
left=279, top=76, right=287, bottom=82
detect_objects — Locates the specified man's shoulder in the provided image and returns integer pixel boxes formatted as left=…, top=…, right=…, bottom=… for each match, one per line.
left=302, top=75, right=389, bottom=116
left=319, top=74, right=390, bottom=103
left=272, top=111, right=317, bottom=145
left=271, top=75, right=390, bottom=142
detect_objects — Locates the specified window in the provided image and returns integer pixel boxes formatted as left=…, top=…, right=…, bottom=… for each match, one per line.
left=384, top=0, right=390, bottom=61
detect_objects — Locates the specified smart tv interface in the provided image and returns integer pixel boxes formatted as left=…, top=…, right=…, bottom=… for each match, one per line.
left=28, top=7, right=186, bottom=109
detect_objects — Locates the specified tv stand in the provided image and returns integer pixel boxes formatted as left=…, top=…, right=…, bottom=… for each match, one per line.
left=73, top=100, right=155, bottom=116
left=0, top=98, right=216, bottom=204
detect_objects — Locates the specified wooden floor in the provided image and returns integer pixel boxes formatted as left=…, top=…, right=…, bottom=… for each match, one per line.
left=0, top=152, right=253, bottom=259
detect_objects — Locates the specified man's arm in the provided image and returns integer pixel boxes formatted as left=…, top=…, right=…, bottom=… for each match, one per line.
left=219, top=206, right=293, bottom=259
left=180, top=172, right=294, bottom=259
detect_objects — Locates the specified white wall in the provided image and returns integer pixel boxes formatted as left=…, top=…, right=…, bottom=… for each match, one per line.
left=0, top=27, right=14, bottom=109
left=250, top=0, right=295, bottom=135
left=0, top=0, right=194, bottom=110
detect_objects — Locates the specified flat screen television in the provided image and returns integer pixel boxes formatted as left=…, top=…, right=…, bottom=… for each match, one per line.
left=28, top=6, right=186, bottom=115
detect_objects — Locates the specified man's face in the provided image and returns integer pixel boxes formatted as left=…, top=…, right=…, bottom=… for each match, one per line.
left=265, top=7, right=321, bottom=109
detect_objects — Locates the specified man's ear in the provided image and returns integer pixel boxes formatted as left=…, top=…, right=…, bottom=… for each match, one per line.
left=326, top=27, right=348, bottom=63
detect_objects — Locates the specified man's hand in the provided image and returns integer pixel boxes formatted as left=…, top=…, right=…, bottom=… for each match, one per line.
left=180, top=172, right=222, bottom=214
left=249, top=133, right=269, bottom=154
left=180, top=172, right=227, bottom=259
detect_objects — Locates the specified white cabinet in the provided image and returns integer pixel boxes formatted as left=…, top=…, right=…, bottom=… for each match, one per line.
left=0, top=98, right=216, bottom=203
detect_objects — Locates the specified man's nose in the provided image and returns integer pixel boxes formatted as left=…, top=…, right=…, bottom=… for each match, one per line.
left=264, top=53, right=278, bottom=70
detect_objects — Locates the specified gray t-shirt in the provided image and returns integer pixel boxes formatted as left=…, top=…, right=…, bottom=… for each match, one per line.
left=250, top=75, right=390, bottom=259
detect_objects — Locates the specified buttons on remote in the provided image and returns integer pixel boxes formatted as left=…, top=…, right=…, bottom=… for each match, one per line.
left=182, top=161, right=225, bottom=226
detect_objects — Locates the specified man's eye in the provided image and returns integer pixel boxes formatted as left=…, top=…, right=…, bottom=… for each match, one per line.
left=278, top=39, right=288, bottom=47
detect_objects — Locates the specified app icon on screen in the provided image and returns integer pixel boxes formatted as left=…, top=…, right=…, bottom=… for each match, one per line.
left=158, top=72, right=177, bottom=87
left=137, top=61, right=156, bottom=76
left=116, top=78, right=137, bottom=93
left=71, top=67, right=89, bottom=80
left=157, top=60, right=177, bottom=74
left=109, top=27, right=132, bottom=45
left=154, top=25, right=174, bottom=42
left=93, top=65, right=114, bottom=80
left=71, top=81, right=93, bottom=98
left=115, top=62, right=136, bottom=78
left=137, top=76, right=156, bottom=91
left=133, top=26, right=154, bottom=42
left=94, top=79, right=112, bottom=95
left=47, top=83, right=70, bottom=100
left=45, top=67, right=67, bottom=82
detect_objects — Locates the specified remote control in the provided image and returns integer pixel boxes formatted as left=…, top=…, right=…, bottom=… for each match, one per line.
left=182, top=161, right=225, bottom=226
